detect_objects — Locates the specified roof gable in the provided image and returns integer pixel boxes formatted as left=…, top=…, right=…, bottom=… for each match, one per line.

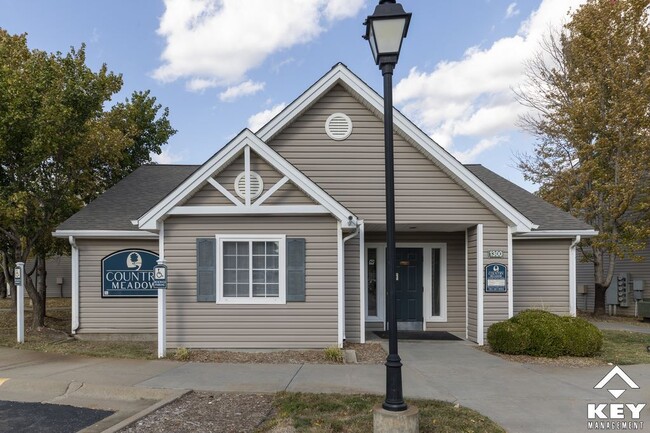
left=137, top=129, right=356, bottom=230
left=257, top=63, right=538, bottom=233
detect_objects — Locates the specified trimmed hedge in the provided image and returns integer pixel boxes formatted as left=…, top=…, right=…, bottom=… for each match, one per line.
left=562, top=316, right=603, bottom=356
left=486, top=321, right=530, bottom=355
left=487, top=309, right=603, bottom=358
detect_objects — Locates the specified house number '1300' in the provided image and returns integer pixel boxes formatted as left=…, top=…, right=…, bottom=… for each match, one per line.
left=489, top=250, right=504, bottom=258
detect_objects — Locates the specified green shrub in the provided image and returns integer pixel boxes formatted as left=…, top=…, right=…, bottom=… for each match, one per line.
left=510, top=309, right=568, bottom=358
left=487, top=321, right=530, bottom=355
left=488, top=310, right=604, bottom=359
left=324, top=346, right=344, bottom=363
left=562, top=316, right=603, bottom=357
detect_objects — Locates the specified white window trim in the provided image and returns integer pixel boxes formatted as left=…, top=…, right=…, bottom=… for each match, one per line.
left=215, top=234, right=286, bottom=305
left=364, top=242, right=448, bottom=326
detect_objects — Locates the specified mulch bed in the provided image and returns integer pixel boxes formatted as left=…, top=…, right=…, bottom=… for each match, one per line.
left=177, top=342, right=386, bottom=365
left=119, top=392, right=274, bottom=433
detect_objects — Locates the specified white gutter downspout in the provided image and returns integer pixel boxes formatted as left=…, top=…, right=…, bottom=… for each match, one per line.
left=69, top=236, right=80, bottom=334
left=339, top=222, right=361, bottom=346
left=507, top=226, right=514, bottom=318
left=569, top=235, right=581, bottom=317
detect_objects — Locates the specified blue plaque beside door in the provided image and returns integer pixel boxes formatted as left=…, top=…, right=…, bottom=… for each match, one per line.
left=485, top=263, right=507, bottom=293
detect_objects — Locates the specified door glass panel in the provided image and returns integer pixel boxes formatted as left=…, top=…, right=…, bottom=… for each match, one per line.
left=432, top=248, right=441, bottom=316
left=368, top=248, right=377, bottom=317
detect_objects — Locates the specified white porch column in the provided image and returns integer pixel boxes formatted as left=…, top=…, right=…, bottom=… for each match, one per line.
left=477, top=224, right=484, bottom=345
left=157, top=222, right=166, bottom=358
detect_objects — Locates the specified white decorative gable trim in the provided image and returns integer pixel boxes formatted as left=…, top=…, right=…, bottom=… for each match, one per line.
left=137, top=129, right=357, bottom=230
left=257, top=63, right=538, bottom=234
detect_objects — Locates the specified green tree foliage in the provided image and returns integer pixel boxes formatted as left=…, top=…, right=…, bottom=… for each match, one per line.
left=0, top=29, right=176, bottom=327
left=516, top=0, right=650, bottom=312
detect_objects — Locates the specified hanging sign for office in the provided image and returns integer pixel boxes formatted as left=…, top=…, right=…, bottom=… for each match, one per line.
left=102, top=250, right=159, bottom=297
left=152, top=263, right=168, bottom=290
left=485, top=263, right=507, bottom=293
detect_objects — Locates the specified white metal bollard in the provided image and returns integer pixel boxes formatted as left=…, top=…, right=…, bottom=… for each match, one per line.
left=15, top=262, right=24, bottom=343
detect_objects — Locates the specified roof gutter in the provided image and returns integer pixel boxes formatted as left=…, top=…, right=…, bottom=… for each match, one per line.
left=53, top=230, right=158, bottom=239
left=514, top=229, right=598, bottom=239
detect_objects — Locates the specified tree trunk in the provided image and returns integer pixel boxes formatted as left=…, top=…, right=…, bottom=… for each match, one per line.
left=24, top=259, right=45, bottom=329
left=593, top=247, right=616, bottom=314
left=594, top=283, right=607, bottom=315
left=1, top=254, right=16, bottom=312
left=0, top=272, right=5, bottom=298
left=37, top=254, right=47, bottom=321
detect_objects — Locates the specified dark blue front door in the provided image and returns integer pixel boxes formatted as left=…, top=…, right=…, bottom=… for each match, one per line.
left=395, top=248, right=423, bottom=322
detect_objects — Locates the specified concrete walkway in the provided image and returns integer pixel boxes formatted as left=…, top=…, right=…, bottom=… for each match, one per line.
left=592, top=320, right=650, bottom=334
left=1, top=343, right=649, bottom=433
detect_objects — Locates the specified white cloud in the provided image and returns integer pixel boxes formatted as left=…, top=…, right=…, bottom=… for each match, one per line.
left=154, top=0, right=366, bottom=89
left=453, top=136, right=508, bottom=163
left=394, top=0, right=585, bottom=160
left=505, top=2, right=520, bottom=19
left=247, top=103, right=287, bottom=132
left=152, top=148, right=185, bottom=164
left=219, top=80, right=265, bottom=102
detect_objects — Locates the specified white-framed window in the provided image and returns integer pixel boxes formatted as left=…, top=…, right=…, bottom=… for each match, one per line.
left=216, top=235, right=286, bottom=304
left=366, top=244, right=385, bottom=322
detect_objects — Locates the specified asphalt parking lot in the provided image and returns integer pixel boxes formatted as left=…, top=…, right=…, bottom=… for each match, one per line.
left=0, top=400, right=113, bottom=433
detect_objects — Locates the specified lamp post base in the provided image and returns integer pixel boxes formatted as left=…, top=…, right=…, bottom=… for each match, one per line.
left=373, top=404, right=419, bottom=433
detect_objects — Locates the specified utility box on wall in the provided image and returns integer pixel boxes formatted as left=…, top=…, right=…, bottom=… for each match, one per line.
left=633, top=279, right=644, bottom=301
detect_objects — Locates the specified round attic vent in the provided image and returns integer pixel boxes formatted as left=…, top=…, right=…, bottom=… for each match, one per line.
left=234, top=171, right=264, bottom=200
left=325, top=113, right=353, bottom=141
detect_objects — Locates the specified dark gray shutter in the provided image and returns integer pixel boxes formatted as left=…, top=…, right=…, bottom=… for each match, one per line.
left=286, top=238, right=306, bottom=302
left=196, top=238, right=216, bottom=302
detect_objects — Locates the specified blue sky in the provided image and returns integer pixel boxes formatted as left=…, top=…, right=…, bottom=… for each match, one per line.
left=0, top=0, right=585, bottom=191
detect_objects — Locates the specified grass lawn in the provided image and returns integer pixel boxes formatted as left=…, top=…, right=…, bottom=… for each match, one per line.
left=0, top=297, right=71, bottom=309
left=0, top=305, right=157, bottom=360
left=599, top=330, right=650, bottom=365
left=258, top=392, right=504, bottom=433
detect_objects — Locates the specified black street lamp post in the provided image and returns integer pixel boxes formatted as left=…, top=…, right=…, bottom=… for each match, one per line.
left=363, top=0, right=411, bottom=413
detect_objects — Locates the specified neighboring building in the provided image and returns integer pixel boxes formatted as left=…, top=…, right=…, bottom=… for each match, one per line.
left=576, top=242, right=649, bottom=316
left=9, top=256, right=72, bottom=298
left=53, top=64, right=596, bottom=349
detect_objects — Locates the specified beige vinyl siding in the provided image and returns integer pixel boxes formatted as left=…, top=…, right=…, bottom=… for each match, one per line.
left=25, top=256, right=72, bottom=298
left=576, top=241, right=650, bottom=315
left=268, top=85, right=507, bottom=227
left=184, top=181, right=235, bottom=206
left=513, top=239, right=571, bottom=315
left=77, top=239, right=158, bottom=334
left=467, top=227, right=478, bottom=342
left=164, top=215, right=338, bottom=349
left=482, top=223, right=509, bottom=337
left=344, top=236, right=360, bottom=342
left=364, top=232, right=466, bottom=334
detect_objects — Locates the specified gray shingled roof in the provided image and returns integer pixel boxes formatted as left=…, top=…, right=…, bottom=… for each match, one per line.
left=56, top=163, right=591, bottom=233
left=57, top=165, right=198, bottom=231
left=465, top=164, right=592, bottom=231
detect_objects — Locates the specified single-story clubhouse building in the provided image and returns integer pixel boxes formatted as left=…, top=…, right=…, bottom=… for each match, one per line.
left=54, top=64, right=597, bottom=351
